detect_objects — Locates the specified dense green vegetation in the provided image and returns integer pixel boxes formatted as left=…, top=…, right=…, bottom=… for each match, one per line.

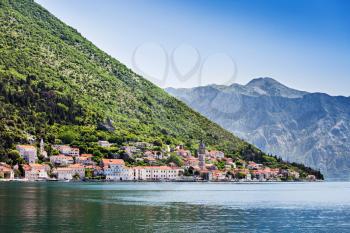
left=0, top=0, right=323, bottom=179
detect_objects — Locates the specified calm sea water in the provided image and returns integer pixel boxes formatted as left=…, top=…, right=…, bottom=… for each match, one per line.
left=0, top=182, right=350, bottom=233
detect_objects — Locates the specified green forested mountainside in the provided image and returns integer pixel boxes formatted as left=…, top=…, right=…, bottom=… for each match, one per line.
left=0, top=0, right=322, bottom=179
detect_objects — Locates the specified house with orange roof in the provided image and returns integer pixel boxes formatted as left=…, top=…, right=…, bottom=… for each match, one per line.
left=211, top=170, right=227, bottom=181
left=101, top=159, right=130, bottom=181
left=24, top=163, right=50, bottom=181
left=16, top=145, right=37, bottom=163
left=183, top=156, right=199, bottom=168
left=56, top=164, right=85, bottom=180
left=251, top=170, right=265, bottom=180
left=0, top=163, right=14, bottom=179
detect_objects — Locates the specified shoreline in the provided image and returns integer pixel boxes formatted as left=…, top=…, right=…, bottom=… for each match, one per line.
left=0, top=179, right=322, bottom=183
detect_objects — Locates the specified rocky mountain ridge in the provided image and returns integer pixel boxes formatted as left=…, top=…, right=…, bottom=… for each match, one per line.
left=166, top=78, right=350, bottom=179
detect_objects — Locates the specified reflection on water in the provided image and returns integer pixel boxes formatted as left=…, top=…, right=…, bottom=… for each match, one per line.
left=0, top=182, right=350, bottom=232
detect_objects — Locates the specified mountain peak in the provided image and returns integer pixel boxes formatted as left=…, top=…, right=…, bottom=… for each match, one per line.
left=247, top=77, right=283, bottom=87
left=245, top=77, right=307, bottom=98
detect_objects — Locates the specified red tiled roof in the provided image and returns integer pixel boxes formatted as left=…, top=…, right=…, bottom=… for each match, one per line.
left=56, top=167, right=73, bottom=171
left=30, top=163, right=48, bottom=168
left=185, top=157, right=198, bottom=161
left=102, top=159, right=125, bottom=166
left=68, top=164, right=84, bottom=168
left=16, top=145, right=36, bottom=149
left=23, top=164, right=31, bottom=171
left=0, top=166, right=13, bottom=172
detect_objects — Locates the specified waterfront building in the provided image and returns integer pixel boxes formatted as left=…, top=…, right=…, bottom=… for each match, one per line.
left=24, top=164, right=50, bottom=181
left=211, top=170, right=227, bottom=181
left=246, top=173, right=252, bottom=181
left=251, top=170, right=266, bottom=180
left=199, top=170, right=213, bottom=181
left=102, top=159, right=130, bottom=181
left=56, top=164, right=85, bottom=180
left=130, top=166, right=183, bottom=181
left=0, top=163, right=14, bottom=179
left=306, top=175, right=316, bottom=181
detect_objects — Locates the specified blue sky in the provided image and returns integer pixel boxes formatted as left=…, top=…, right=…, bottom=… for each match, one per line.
left=35, top=0, right=350, bottom=96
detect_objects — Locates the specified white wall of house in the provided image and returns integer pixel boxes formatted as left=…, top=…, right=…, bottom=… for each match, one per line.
left=131, top=167, right=183, bottom=181
left=25, top=169, right=48, bottom=181
left=104, top=164, right=130, bottom=181
left=57, top=168, right=85, bottom=180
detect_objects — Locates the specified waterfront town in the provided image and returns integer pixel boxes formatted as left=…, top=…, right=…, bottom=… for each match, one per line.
left=0, top=139, right=317, bottom=182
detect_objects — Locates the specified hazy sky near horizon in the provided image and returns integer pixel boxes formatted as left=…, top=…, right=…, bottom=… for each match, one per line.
left=35, top=0, right=350, bottom=96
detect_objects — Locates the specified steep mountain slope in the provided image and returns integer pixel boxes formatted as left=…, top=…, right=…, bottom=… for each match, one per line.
left=0, top=0, right=322, bottom=178
left=166, top=78, right=350, bottom=179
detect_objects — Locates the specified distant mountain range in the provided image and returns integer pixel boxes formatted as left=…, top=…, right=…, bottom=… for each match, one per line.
left=166, top=78, right=350, bottom=179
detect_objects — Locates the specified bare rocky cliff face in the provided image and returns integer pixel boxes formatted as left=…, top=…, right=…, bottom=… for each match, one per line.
left=166, top=78, right=350, bottom=179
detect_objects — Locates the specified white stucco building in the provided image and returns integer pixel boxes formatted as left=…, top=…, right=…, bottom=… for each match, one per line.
left=23, top=164, right=50, bottom=181
left=130, top=166, right=183, bottom=181
left=102, top=159, right=130, bottom=181
left=56, top=164, right=85, bottom=180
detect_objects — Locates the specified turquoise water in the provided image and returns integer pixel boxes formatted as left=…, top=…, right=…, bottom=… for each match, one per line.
left=0, top=182, right=350, bottom=232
